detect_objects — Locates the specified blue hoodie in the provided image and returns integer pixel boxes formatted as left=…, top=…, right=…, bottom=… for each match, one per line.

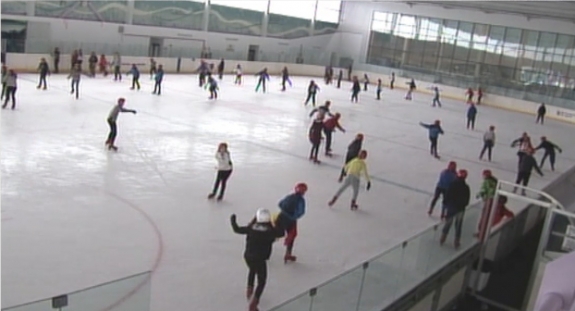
left=278, top=193, right=306, bottom=221
left=436, top=169, right=457, bottom=189
left=128, top=66, right=140, bottom=79
left=467, top=105, right=477, bottom=118
left=420, top=123, right=444, bottom=139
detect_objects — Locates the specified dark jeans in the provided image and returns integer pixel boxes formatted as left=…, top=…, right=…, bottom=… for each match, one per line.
left=54, top=60, right=59, bottom=73
left=310, top=140, right=320, bottom=159
left=376, top=89, right=381, bottom=100
left=480, top=140, right=494, bottom=161
left=114, top=65, right=121, bottom=81
left=211, top=169, right=232, bottom=198
left=199, top=73, right=205, bottom=87
left=281, top=76, right=288, bottom=91
left=2, top=86, right=16, bottom=109
left=153, top=81, right=162, bottom=94
left=38, top=74, right=48, bottom=88
left=442, top=207, right=465, bottom=239
left=351, top=91, right=359, bottom=102
left=477, top=95, right=482, bottom=105
left=106, top=119, right=117, bottom=145
left=131, top=77, right=140, bottom=90
left=363, top=82, right=368, bottom=91
left=337, top=78, right=341, bottom=88
left=429, top=186, right=446, bottom=211
left=305, top=92, right=316, bottom=106
left=245, top=257, right=267, bottom=300
left=536, top=114, right=545, bottom=124
left=540, top=152, right=556, bottom=170
left=390, top=80, right=395, bottom=89
left=255, top=79, right=266, bottom=93
left=432, top=96, right=441, bottom=107
left=71, top=80, right=79, bottom=99
left=429, top=137, right=438, bottom=156
left=467, top=116, right=476, bottom=129
left=1, top=82, right=6, bottom=99
left=324, top=128, right=333, bottom=152
left=515, top=171, right=531, bottom=187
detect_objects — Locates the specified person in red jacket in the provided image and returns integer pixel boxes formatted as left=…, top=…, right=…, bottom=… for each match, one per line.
left=308, top=119, right=323, bottom=164
left=323, top=113, right=346, bottom=156
left=466, top=88, right=474, bottom=103
left=492, top=195, right=514, bottom=227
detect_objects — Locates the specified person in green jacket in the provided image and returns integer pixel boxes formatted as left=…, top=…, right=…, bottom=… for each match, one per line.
left=476, top=169, right=498, bottom=240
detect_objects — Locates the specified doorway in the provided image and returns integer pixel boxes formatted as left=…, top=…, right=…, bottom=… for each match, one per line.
left=149, top=37, right=163, bottom=57
left=248, top=45, right=259, bottom=61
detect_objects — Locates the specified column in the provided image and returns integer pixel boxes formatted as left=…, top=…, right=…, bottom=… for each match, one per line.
left=436, top=23, right=444, bottom=71
left=310, top=0, right=319, bottom=36
left=262, top=0, right=270, bottom=37
left=474, top=24, right=490, bottom=77
left=126, top=0, right=135, bottom=24
left=203, top=0, right=210, bottom=32
left=26, top=1, right=35, bottom=16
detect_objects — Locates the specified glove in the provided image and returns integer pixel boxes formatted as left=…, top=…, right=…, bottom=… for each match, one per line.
left=366, top=182, right=371, bottom=191
left=133, top=110, right=137, bottom=114
left=230, top=214, right=236, bottom=223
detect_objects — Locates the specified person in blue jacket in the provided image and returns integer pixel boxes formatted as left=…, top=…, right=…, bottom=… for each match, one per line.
left=420, top=120, right=444, bottom=159
left=275, top=183, right=307, bottom=263
left=152, top=65, right=164, bottom=95
left=467, top=103, right=478, bottom=130
left=428, top=161, right=458, bottom=219
left=127, top=64, right=140, bottom=90
left=255, top=68, right=270, bottom=93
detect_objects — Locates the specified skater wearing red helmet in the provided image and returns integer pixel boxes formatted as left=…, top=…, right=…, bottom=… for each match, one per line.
left=275, top=183, right=308, bottom=263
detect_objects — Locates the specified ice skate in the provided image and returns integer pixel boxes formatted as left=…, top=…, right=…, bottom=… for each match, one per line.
left=351, top=200, right=358, bottom=210
left=328, top=196, right=337, bottom=207
left=313, top=158, right=321, bottom=164
left=284, top=254, right=297, bottom=263
left=216, top=195, right=223, bottom=201
left=108, top=145, right=118, bottom=152
left=37, top=85, right=41, bottom=89
left=207, top=193, right=216, bottom=199
left=246, top=286, right=254, bottom=300
left=248, top=297, right=259, bottom=311
left=43, top=86, right=47, bottom=90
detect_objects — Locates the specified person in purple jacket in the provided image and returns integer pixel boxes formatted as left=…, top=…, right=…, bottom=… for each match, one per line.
left=428, top=161, right=458, bottom=219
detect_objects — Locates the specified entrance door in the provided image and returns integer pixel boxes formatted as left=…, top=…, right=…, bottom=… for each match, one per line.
left=248, top=45, right=259, bottom=61
left=149, top=37, right=163, bottom=57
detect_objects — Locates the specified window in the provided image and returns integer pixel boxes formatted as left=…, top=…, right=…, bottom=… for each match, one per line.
left=269, top=0, right=315, bottom=19
left=396, top=14, right=416, bottom=39
left=315, top=0, right=341, bottom=23
left=210, top=0, right=268, bottom=12
left=419, top=18, right=440, bottom=42
left=372, top=11, right=394, bottom=34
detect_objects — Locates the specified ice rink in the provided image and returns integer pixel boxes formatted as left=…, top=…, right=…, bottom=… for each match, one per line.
left=2, top=71, right=575, bottom=311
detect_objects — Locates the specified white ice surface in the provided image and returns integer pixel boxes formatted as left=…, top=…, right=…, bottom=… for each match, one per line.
left=2, top=72, right=575, bottom=311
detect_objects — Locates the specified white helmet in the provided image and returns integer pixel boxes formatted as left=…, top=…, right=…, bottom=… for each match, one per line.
left=256, top=208, right=271, bottom=223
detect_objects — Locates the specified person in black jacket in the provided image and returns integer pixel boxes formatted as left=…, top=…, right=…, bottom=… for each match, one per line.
left=536, top=103, right=546, bottom=124
left=513, top=148, right=544, bottom=195
left=231, top=209, right=283, bottom=311
left=339, top=133, right=364, bottom=182
left=440, top=169, right=470, bottom=249
left=351, top=76, right=361, bottom=103
left=535, top=136, right=562, bottom=171
left=217, top=58, right=225, bottom=80
left=37, top=58, right=50, bottom=90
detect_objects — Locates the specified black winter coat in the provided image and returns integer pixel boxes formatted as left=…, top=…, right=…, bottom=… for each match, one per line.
left=231, top=218, right=283, bottom=261
left=444, top=178, right=470, bottom=213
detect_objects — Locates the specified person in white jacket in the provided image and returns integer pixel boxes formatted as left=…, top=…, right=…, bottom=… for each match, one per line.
left=208, top=143, right=233, bottom=201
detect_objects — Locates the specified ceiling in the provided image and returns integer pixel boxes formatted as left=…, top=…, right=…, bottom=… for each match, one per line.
left=392, top=1, right=575, bottom=23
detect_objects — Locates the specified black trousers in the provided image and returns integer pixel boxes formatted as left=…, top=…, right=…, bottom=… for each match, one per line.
left=467, top=116, right=476, bottom=129
left=106, top=119, right=117, bottom=145
left=324, top=128, right=333, bottom=152
left=54, top=60, right=59, bottom=73
left=351, top=91, right=359, bottom=102
left=432, top=96, right=441, bottom=107
left=376, top=89, right=381, bottom=100
left=305, top=92, right=316, bottom=106
left=390, top=80, right=395, bottom=89
left=337, top=78, right=341, bottom=88
left=281, top=76, right=287, bottom=91
left=153, top=81, right=162, bottom=94
left=364, top=82, right=368, bottom=91
left=114, top=65, right=121, bottom=81
left=71, top=80, right=79, bottom=99
left=1, top=82, right=6, bottom=99
left=310, top=140, right=320, bottom=159
left=480, top=140, right=494, bottom=161
left=515, top=171, right=531, bottom=187
left=199, top=73, right=205, bottom=87
left=536, top=114, right=545, bottom=124
left=245, top=257, right=267, bottom=300
left=38, top=74, right=48, bottom=88
left=211, top=169, right=232, bottom=198
left=218, top=70, right=223, bottom=80
left=429, top=137, right=438, bottom=156
left=430, top=186, right=446, bottom=210
left=131, top=77, right=140, bottom=90
left=2, top=86, right=16, bottom=109
left=209, top=86, right=218, bottom=99
left=477, top=95, right=482, bottom=105
left=540, top=152, right=556, bottom=170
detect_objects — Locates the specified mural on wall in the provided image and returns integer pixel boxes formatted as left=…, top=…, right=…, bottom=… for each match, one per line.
left=314, top=21, right=338, bottom=36
left=132, top=1, right=204, bottom=30
left=35, top=1, right=127, bottom=24
left=267, top=14, right=311, bottom=39
left=1, top=1, right=27, bottom=15
left=208, top=5, right=263, bottom=36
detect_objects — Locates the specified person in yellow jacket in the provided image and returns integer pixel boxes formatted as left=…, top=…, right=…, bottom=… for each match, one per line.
left=328, top=150, right=371, bottom=210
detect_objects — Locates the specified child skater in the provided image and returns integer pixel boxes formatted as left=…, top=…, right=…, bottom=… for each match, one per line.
left=430, top=86, right=441, bottom=107
left=98, top=54, right=109, bottom=77
left=37, top=57, right=50, bottom=90
left=231, top=209, right=283, bottom=311
left=127, top=64, right=141, bottom=90
left=234, top=64, right=242, bottom=85
left=363, top=73, right=369, bottom=91
left=466, top=88, right=474, bottom=103
left=152, top=65, right=164, bottom=95
left=309, top=118, right=323, bottom=164
left=105, top=97, right=137, bottom=151
left=337, top=70, right=343, bottom=88
left=405, top=79, right=416, bottom=100
left=323, top=113, right=346, bottom=156
left=304, top=80, right=320, bottom=106
left=208, top=142, right=233, bottom=200
left=420, top=120, right=444, bottom=159
left=149, top=58, right=157, bottom=80
left=328, top=150, right=371, bottom=210
left=255, top=68, right=270, bottom=93
left=339, top=133, right=364, bottom=182
left=275, top=183, right=308, bottom=264
left=206, top=74, right=219, bottom=100
left=67, top=63, right=82, bottom=99
left=376, top=79, right=382, bottom=100
left=2, top=69, right=17, bottom=110
left=281, top=66, right=291, bottom=91
left=351, top=76, right=361, bottom=103
left=390, top=72, right=395, bottom=89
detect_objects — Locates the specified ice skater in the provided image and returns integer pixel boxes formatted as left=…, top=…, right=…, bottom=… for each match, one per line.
left=234, top=64, right=242, bottom=85
left=337, top=70, right=343, bottom=88
left=275, top=183, right=308, bottom=263
left=152, top=65, right=164, bottom=95
left=67, top=63, right=82, bottom=99
left=390, top=72, right=395, bottom=89
left=304, top=80, right=320, bottom=106
left=420, top=120, right=444, bottom=159
left=513, top=148, right=543, bottom=195
left=281, top=66, right=291, bottom=91
left=308, top=118, right=323, bottom=164
left=197, top=60, right=209, bottom=87
left=208, top=143, right=233, bottom=200
left=149, top=58, right=157, bottom=79
left=328, top=150, right=371, bottom=210
left=351, top=76, right=361, bottom=103
left=431, top=86, right=441, bottom=107
left=309, top=100, right=333, bottom=121
left=376, top=79, right=382, bottom=100
left=99, top=54, right=109, bottom=77
left=339, top=133, right=364, bottom=182
left=536, top=103, right=546, bottom=124
left=127, top=64, right=141, bottom=90
left=476, top=169, right=498, bottom=240
left=363, top=74, right=369, bottom=91
left=88, top=52, right=98, bottom=77
left=479, top=126, right=496, bottom=161
left=37, top=57, right=50, bottom=90
left=466, top=103, right=477, bottom=130
left=405, top=79, right=416, bottom=100
left=535, top=136, right=562, bottom=171
left=255, top=68, right=270, bottom=93
left=230, top=209, right=283, bottom=311
left=217, top=58, right=225, bottom=80
left=511, top=132, right=533, bottom=166
left=465, top=88, right=474, bottom=103
left=206, top=74, right=219, bottom=99
left=428, top=161, right=458, bottom=219
left=1, top=64, right=7, bottom=100
left=477, top=87, right=483, bottom=105
left=105, top=98, right=137, bottom=151
left=2, top=69, right=17, bottom=110
left=112, top=52, right=122, bottom=81
left=323, top=113, right=346, bottom=156
left=440, top=169, right=470, bottom=249
left=53, top=47, right=60, bottom=73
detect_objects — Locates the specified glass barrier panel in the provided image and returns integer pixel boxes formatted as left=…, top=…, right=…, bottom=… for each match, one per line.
left=268, top=292, right=312, bottom=311
left=309, top=266, right=364, bottom=311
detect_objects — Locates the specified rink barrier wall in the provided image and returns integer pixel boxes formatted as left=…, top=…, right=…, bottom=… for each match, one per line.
left=5, top=53, right=575, bottom=125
